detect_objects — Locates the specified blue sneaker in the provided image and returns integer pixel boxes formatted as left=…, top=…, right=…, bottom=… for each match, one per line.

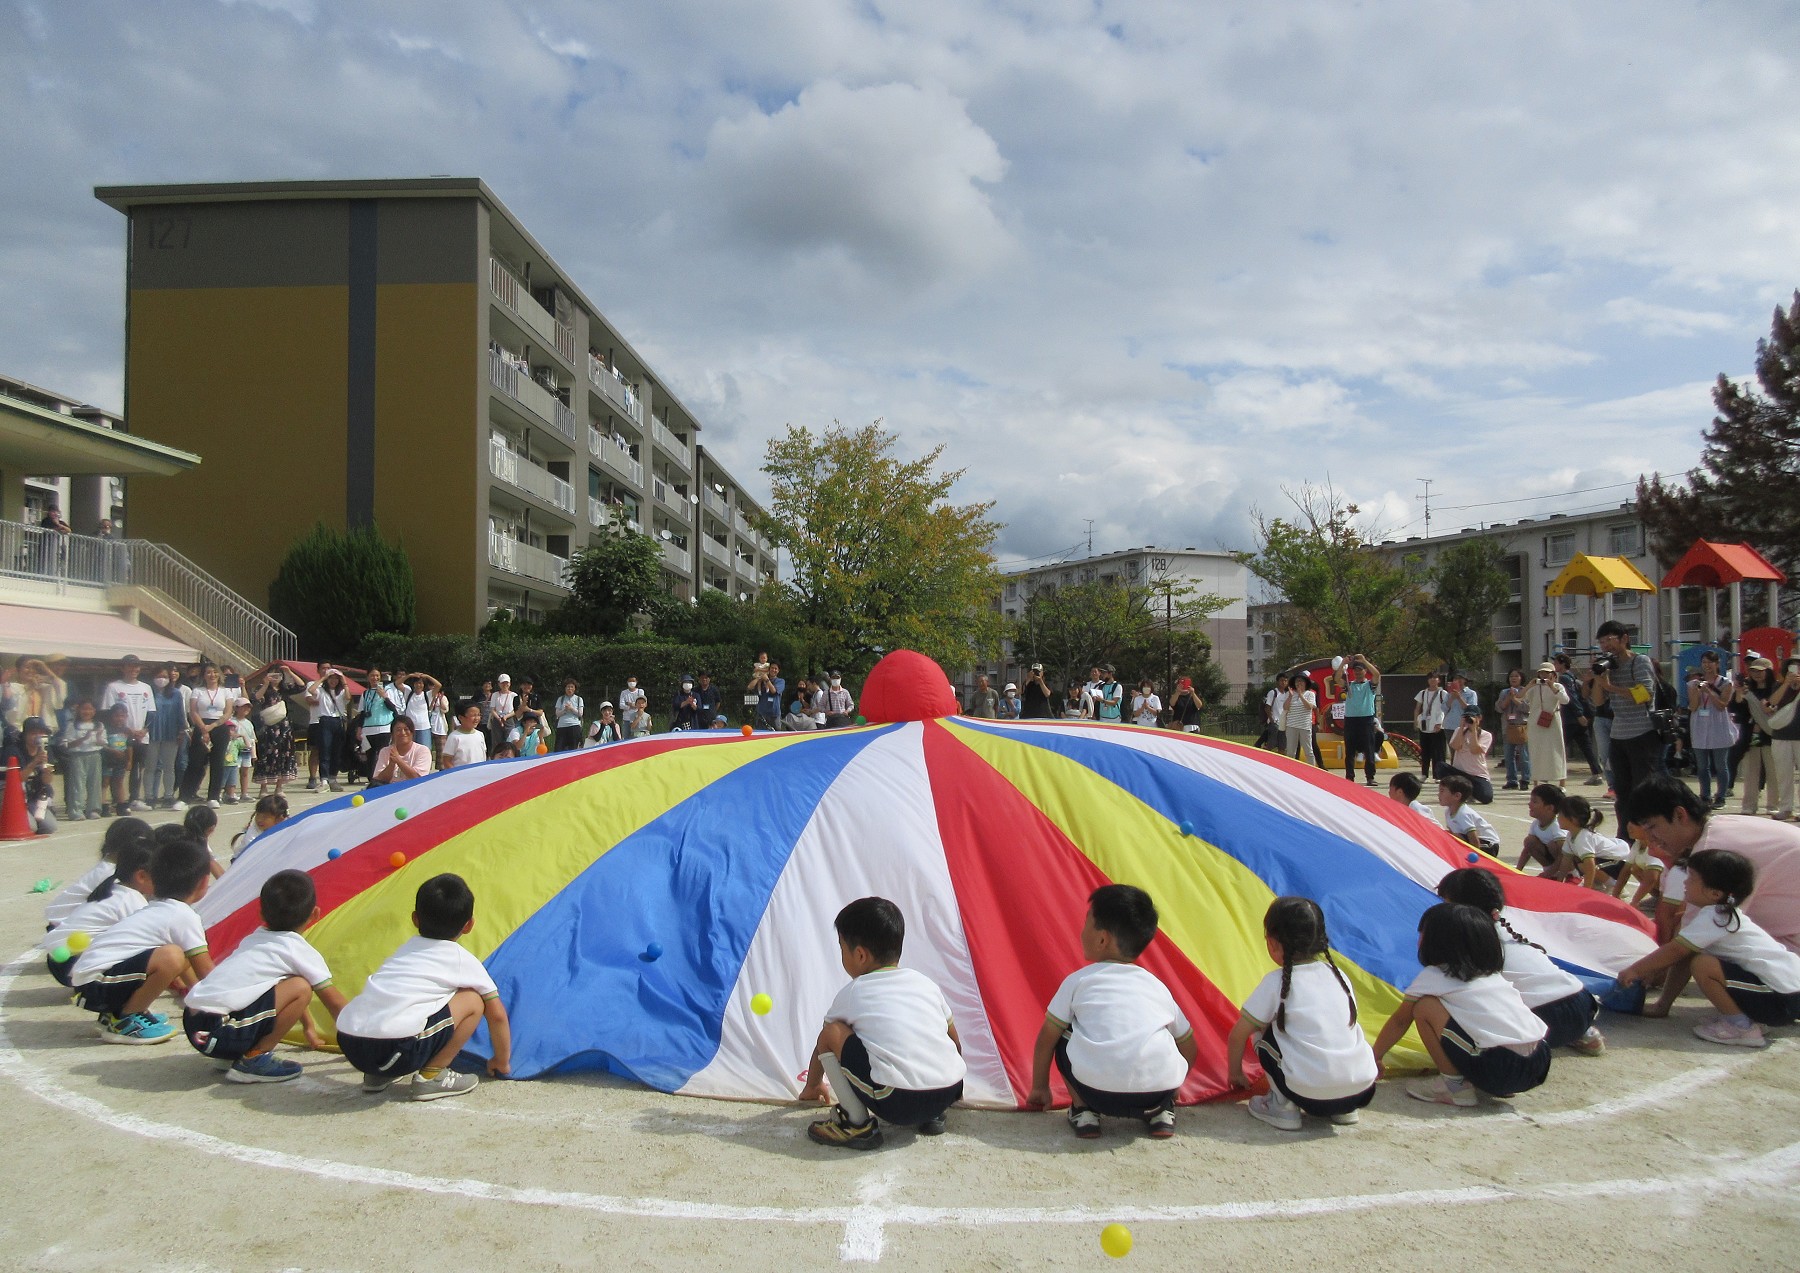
left=226, top=1052, right=303, bottom=1084
left=101, top=1012, right=175, bottom=1045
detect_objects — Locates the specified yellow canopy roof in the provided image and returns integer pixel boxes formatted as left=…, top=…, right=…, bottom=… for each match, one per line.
left=1545, top=553, right=1657, bottom=597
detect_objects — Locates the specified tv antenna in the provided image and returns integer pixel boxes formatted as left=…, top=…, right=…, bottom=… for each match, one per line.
left=1415, top=478, right=1435, bottom=538
left=1083, top=519, right=1095, bottom=556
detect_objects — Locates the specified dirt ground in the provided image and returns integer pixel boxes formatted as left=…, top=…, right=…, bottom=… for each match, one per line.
left=3, top=778, right=1797, bottom=1271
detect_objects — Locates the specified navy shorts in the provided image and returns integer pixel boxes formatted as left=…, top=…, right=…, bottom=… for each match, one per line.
left=839, top=1033, right=963, bottom=1126
left=1439, top=1012, right=1551, bottom=1096
left=338, top=1005, right=455, bottom=1079
left=1533, top=989, right=1599, bottom=1048
left=1718, top=960, right=1800, bottom=1027
left=47, top=951, right=75, bottom=987
left=72, top=949, right=154, bottom=1016
left=184, top=986, right=279, bottom=1060
left=1053, top=1035, right=1175, bottom=1120
left=1255, top=1036, right=1375, bottom=1118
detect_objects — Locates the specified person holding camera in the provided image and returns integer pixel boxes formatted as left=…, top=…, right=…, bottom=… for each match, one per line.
left=1590, top=620, right=1661, bottom=831
left=1020, top=664, right=1056, bottom=720
left=1552, top=652, right=1607, bottom=787
left=749, top=658, right=784, bottom=731
left=1336, top=654, right=1382, bottom=786
left=1523, top=661, right=1570, bottom=785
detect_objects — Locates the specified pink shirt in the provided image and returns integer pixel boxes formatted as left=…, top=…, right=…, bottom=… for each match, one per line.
left=1696, top=815, right=1800, bottom=955
left=373, top=742, right=432, bottom=783
left=1452, top=728, right=1493, bottom=779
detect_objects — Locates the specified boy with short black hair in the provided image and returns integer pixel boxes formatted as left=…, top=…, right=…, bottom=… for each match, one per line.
left=799, top=897, right=966, bottom=1150
left=335, top=873, right=512, bottom=1101
left=1438, top=773, right=1500, bottom=854
left=68, top=837, right=216, bottom=1044
left=1387, top=771, right=1434, bottom=821
left=1518, top=783, right=1571, bottom=878
left=182, top=869, right=348, bottom=1083
left=1028, top=884, right=1196, bottom=1140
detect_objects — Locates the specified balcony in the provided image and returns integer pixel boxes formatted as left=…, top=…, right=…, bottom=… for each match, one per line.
left=587, top=352, right=643, bottom=424
left=490, top=257, right=575, bottom=366
left=487, top=531, right=568, bottom=589
left=702, top=536, right=730, bottom=566
left=733, top=510, right=755, bottom=539
left=652, top=418, right=690, bottom=471
left=1494, top=625, right=1523, bottom=645
left=488, top=435, right=575, bottom=516
left=490, top=350, right=576, bottom=443
left=700, top=485, right=729, bottom=517
left=652, top=475, right=690, bottom=523
left=587, top=425, right=644, bottom=486
left=661, top=539, right=691, bottom=572
left=587, top=498, right=643, bottom=536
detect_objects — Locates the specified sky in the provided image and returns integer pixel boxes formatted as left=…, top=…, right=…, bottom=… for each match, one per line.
left=5, top=0, right=1798, bottom=570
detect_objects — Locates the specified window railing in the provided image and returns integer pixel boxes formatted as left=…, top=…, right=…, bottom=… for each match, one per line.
left=1493, top=624, right=1523, bottom=643
left=652, top=418, right=690, bottom=470
left=490, top=257, right=575, bottom=367
left=733, top=510, right=754, bottom=539
left=661, top=539, right=691, bottom=572
left=490, top=350, right=575, bottom=442
left=587, top=352, right=643, bottom=424
left=487, top=530, right=568, bottom=588
left=587, top=425, right=644, bottom=486
left=700, top=486, right=728, bottom=516
left=701, top=536, right=730, bottom=566
left=488, top=436, right=575, bottom=515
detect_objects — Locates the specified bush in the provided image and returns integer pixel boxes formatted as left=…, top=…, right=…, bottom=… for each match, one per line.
left=270, top=522, right=416, bottom=660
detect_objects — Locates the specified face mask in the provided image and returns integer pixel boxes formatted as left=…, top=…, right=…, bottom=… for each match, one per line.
left=682, top=682, right=693, bottom=691
left=831, top=678, right=841, bottom=687
left=153, top=677, right=168, bottom=689
left=627, top=681, right=637, bottom=689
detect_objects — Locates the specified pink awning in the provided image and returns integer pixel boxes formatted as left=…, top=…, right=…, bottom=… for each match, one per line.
left=0, top=605, right=198, bottom=662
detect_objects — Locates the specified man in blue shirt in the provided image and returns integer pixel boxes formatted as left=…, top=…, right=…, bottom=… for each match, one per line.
left=694, top=671, right=721, bottom=727
left=1442, top=670, right=1479, bottom=737
left=1338, top=654, right=1382, bottom=786
left=750, top=660, right=784, bottom=731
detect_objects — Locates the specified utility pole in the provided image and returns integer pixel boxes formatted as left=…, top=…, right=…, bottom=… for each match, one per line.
left=1415, top=478, right=1435, bottom=538
left=1083, top=519, right=1095, bottom=556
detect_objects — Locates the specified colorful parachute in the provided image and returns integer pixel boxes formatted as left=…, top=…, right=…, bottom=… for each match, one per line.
left=198, top=651, right=1656, bottom=1108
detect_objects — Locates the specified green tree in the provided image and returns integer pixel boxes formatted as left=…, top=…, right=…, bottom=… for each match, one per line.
left=269, top=522, right=415, bottom=660
left=1419, top=538, right=1514, bottom=676
left=1238, top=483, right=1430, bottom=671
left=549, top=513, right=664, bottom=636
left=653, top=588, right=808, bottom=673
left=1638, top=291, right=1800, bottom=606
left=1009, top=573, right=1229, bottom=702
left=758, top=421, right=1003, bottom=675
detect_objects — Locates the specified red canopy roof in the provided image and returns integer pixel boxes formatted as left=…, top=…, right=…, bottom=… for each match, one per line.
left=1659, top=541, right=1787, bottom=589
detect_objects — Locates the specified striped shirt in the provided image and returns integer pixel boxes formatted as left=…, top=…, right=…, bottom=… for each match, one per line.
left=1607, top=654, right=1657, bottom=741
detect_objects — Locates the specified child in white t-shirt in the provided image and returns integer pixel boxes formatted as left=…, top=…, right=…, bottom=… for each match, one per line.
left=1386, top=772, right=1436, bottom=821
left=69, top=838, right=218, bottom=1045
left=1616, top=849, right=1800, bottom=1048
left=182, top=868, right=347, bottom=1083
left=1556, top=795, right=1628, bottom=890
left=1227, top=897, right=1378, bottom=1131
left=44, top=816, right=153, bottom=927
left=439, top=704, right=489, bottom=770
left=335, top=873, right=511, bottom=1101
left=798, top=897, right=967, bottom=1150
left=1372, top=902, right=1550, bottom=1106
left=1436, top=868, right=1605, bottom=1055
left=1027, top=885, right=1196, bottom=1140
left=1438, top=774, right=1499, bottom=853
left=1516, top=784, right=1571, bottom=879
left=1612, top=820, right=1665, bottom=907
left=42, top=842, right=154, bottom=986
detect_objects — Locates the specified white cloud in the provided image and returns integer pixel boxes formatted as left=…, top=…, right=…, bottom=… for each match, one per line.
left=1601, top=297, right=1739, bottom=339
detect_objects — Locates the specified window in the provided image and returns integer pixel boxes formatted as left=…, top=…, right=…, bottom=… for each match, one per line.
left=1246, top=659, right=1256, bottom=675
left=1128, top=560, right=1142, bottom=580
left=1612, top=590, right=1640, bottom=609
left=1607, top=524, right=1642, bottom=557
left=1559, top=594, right=1578, bottom=613
left=1246, top=635, right=1256, bottom=649
left=1004, top=581, right=1017, bottom=600
left=1546, top=532, right=1575, bottom=565
left=1262, top=634, right=1275, bottom=651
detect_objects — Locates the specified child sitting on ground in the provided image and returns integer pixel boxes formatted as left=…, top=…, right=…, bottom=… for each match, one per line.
left=1226, top=897, right=1378, bottom=1131
left=1516, top=783, right=1570, bottom=879
left=67, top=837, right=216, bottom=1045
left=41, top=842, right=154, bottom=986
left=182, top=868, right=347, bottom=1083
left=1615, top=849, right=1800, bottom=1048
left=179, top=804, right=227, bottom=878
left=1436, top=868, right=1605, bottom=1055
left=1027, top=884, right=1196, bottom=1140
left=1438, top=774, right=1500, bottom=854
left=1372, top=902, right=1550, bottom=1107
left=1557, top=795, right=1628, bottom=891
left=44, top=816, right=151, bottom=928
left=1613, top=821, right=1664, bottom=907
left=229, top=794, right=290, bottom=863
left=1387, top=771, right=1435, bottom=821
left=334, top=873, right=511, bottom=1100
left=798, top=897, right=967, bottom=1150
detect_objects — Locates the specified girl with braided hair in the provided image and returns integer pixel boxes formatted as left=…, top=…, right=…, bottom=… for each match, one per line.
left=1226, top=897, right=1377, bottom=1131
left=1436, top=868, right=1605, bottom=1055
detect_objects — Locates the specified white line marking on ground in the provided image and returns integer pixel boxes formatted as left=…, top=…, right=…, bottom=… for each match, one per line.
left=839, top=1168, right=898, bottom=1262
left=4, top=947, right=1797, bottom=1267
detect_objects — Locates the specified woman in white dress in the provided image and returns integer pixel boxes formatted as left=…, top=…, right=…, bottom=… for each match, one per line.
left=1523, top=661, right=1570, bottom=785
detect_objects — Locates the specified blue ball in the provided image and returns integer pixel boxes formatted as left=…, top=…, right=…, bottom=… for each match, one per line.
left=1467, top=851, right=1480, bottom=863
left=645, top=941, right=663, bottom=961
left=327, top=848, right=342, bottom=860
left=1178, top=820, right=1195, bottom=837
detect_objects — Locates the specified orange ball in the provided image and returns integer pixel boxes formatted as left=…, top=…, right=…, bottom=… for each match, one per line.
left=536, top=743, right=548, bottom=755
left=388, top=851, right=406, bottom=869
left=741, top=724, right=754, bottom=737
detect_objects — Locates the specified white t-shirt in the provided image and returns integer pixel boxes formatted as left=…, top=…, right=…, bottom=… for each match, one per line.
left=191, top=685, right=240, bottom=724
left=824, top=966, right=966, bottom=1092
left=402, top=689, right=433, bottom=735
left=310, top=684, right=346, bottom=722
left=335, top=936, right=498, bottom=1039
left=1679, top=907, right=1800, bottom=994
left=439, top=729, right=487, bottom=769
left=186, top=928, right=334, bottom=1015
left=101, top=679, right=156, bottom=733
left=1046, top=962, right=1192, bottom=1094
left=1662, top=863, right=1690, bottom=908
left=1408, top=799, right=1436, bottom=821
left=1568, top=828, right=1627, bottom=863
left=1132, top=693, right=1162, bottom=727
left=1282, top=690, right=1316, bottom=731
left=619, top=687, right=646, bottom=720
left=1444, top=804, right=1499, bottom=849
left=555, top=695, right=584, bottom=729
left=45, top=860, right=117, bottom=925
left=1526, top=818, right=1566, bottom=852
left=1404, top=967, right=1547, bottom=1051
left=71, top=898, right=208, bottom=986
left=489, top=689, right=518, bottom=723
left=1495, top=920, right=1585, bottom=1008
left=1414, top=687, right=1449, bottom=732
left=43, top=884, right=147, bottom=951
left=1241, top=961, right=1378, bottom=1100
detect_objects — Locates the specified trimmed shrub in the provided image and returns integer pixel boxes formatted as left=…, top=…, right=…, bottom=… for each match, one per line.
left=270, top=522, right=416, bottom=660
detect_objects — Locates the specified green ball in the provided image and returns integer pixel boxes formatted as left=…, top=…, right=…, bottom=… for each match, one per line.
left=50, top=944, right=70, bottom=963
left=395, top=808, right=408, bottom=820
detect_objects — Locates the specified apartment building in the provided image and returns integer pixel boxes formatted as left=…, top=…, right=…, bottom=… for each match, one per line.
left=0, top=373, right=125, bottom=533
left=1245, top=600, right=1288, bottom=684
left=694, top=445, right=777, bottom=602
left=993, top=546, right=1250, bottom=695
left=95, top=178, right=775, bottom=634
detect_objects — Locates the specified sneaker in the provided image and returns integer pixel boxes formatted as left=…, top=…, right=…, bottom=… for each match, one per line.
left=227, top=1052, right=304, bottom=1083
left=128, top=800, right=149, bottom=812
left=1247, top=1092, right=1303, bottom=1131
left=207, top=799, right=221, bottom=809
left=1693, top=1017, right=1767, bottom=1048
left=915, top=1114, right=947, bottom=1136
left=411, top=1069, right=480, bottom=1101
left=1146, top=1107, right=1177, bottom=1138
left=1604, top=788, right=1615, bottom=801
left=361, top=1072, right=400, bottom=1094
left=1406, top=1075, right=1477, bottom=1107
left=64, top=811, right=83, bottom=822
left=1328, top=1110, right=1360, bottom=1126
left=807, top=1106, right=884, bottom=1150
left=1068, top=1107, right=1102, bottom=1139
left=210, top=1057, right=235, bottom=1071
left=1569, top=1026, right=1607, bottom=1056
left=100, top=1012, right=175, bottom=1045
left=305, top=779, right=318, bottom=792
left=223, top=794, right=238, bottom=805
left=170, top=801, right=188, bottom=812
left=1584, top=774, right=1604, bottom=786
left=93, top=1012, right=115, bottom=1036
left=326, top=781, right=342, bottom=793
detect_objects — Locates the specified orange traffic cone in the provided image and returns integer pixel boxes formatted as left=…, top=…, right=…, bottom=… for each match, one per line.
left=0, top=758, right=38, bottom=840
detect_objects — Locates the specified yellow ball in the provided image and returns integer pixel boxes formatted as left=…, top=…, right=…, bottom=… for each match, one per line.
left=1100, top=1224, right=1133, bottom=1258
left=750, top=992, right=773, bottom=1016
left=351, top=794, right=364, bottom=807
left=66, top=930, right=91, bottom=953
